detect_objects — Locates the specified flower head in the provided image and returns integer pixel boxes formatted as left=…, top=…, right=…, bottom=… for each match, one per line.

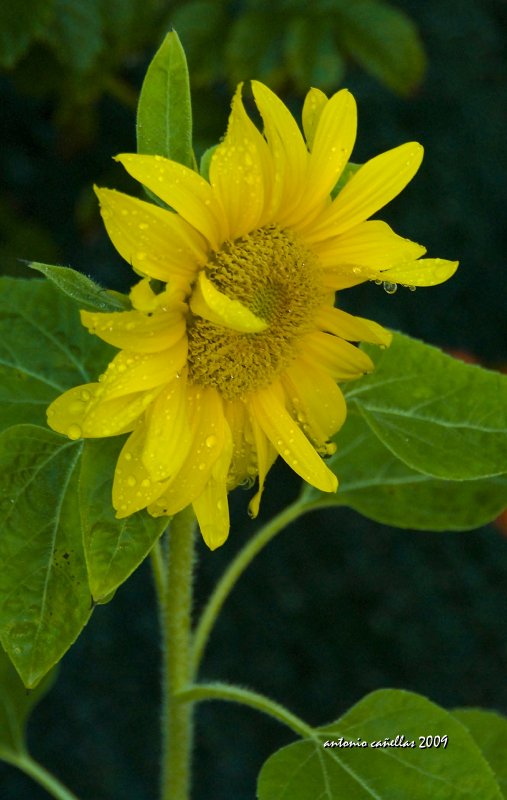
left=47, top=82, right=457, bottom=549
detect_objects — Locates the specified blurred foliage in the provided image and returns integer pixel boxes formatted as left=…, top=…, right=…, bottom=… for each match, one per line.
left=1, top=1, right=507, bottom=796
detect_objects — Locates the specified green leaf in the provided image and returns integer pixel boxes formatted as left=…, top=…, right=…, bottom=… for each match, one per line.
left=0, top=0, right=54, bottom=69
left=42, top=0, right=103, bottom=74
left=345, top=333, right=507, bottom=481
left=0, top=277, right=114, bottom=433
left=303, top=407, right=507, bottom=531
left=0, top=646, right=56, bottom=759
left=137, top=30, right=195, bottom=168
left=453, top=709, right=507, bottom=797
left=80, top=438, right=166, bottom=601
left=29, top=262, right=130, bottom=312
left=333, top=0, right=426, bottom=95
left=258, top=689, right=503, bottom=800
left=0, top=425, right=92, bottom=688
left=285, top=17, right=345, bottom=92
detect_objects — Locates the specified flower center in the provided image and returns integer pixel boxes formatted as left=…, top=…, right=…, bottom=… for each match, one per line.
left=186, top=225, right=324, bottom=399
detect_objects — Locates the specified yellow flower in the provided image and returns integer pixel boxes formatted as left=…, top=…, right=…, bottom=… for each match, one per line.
left=47, top=82, right=457, bottom=549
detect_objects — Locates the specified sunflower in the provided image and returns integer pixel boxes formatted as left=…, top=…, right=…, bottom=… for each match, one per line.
left=47, top=82, right=457, bottom=549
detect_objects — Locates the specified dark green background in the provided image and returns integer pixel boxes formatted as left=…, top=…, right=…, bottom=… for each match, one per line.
left=1, top=0, right=507, bottom=797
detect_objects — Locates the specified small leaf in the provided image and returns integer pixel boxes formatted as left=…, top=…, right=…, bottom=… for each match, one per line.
left=29, top=263, right=130, bottom=312
left=258, top=689, right=503, bottom=800
left=333, top=0, right=426, bottom=95
left=0, top=425, right=91, bottom=688
left=0, top=0, right=54, bottom=69
left=137, top=30, right=195, bottom=168
left=345, top=333, right=507, bottom=481
left=303, top=408, right=507, bottom=531
left=0, top=646, right=56, bottom=759
left=80, top=438, right=167, bottom=601
left=0, top=277, right=113, bottom=432
left=453, top=709, right=507, bottom=797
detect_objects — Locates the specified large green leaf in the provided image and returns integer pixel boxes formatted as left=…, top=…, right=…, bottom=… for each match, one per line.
left=345, top=333, right=507, bottom=481
left=0, top=0, right=54, bottom=69
left=258, top=689, right=503, bottom=800
left=29, top=262, right=130, bottom=312
left=137, top=30, right=194, bottom=168
left=0, top=646, right=56, bottom=759
left=0, top=277, right=113, bottom=433
left=80, top=438, right=167, bottom=601
left=333, top=0, right=426, bottom=95
left=453, top=709, right=507, bottom=798
left=303, top=408, right=507, bottom=530
left=0, top=425, right=91, bottom=688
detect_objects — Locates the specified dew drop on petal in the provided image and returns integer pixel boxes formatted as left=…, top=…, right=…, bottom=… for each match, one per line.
left=383, top=281, right=398, bottom=294
left=67, top=424, right=82, bottom=440
left=127, top=476, right=137, bottom=487
left=205, top=435, right=217, bottom=448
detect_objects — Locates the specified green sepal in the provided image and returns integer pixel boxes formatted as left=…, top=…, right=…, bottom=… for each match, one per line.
left=258, top=689, right=503, bottom=800
left=0, top=645, right=56, bottom=760
left=137, top=30, right=195, bottom=169
left=0, top=277, right=114, bottom=434
left=199, top=145, right=217, bottom=181
left=80, top=437, right=167, bottom=602
left=345, top=333, right=507, bottom=481
left=29, top=262, right=130, bottom=312
left=0, top=425, right=91, bottom=688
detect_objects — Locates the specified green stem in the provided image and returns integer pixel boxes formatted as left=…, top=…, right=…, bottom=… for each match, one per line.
left=192, top=498, right=315, bottom=673
left=159, top=507, right=197, bottom=800
left=6, top=753, right=80, bottom=800
left=150, top=538, right=167, bottom=600
left=176, top=682, right=314, bottom=739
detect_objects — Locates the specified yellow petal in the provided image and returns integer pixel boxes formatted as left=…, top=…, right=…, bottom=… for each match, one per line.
left=82, top=389, right=159, bottom=437
left=147, top=386, right=226, bottom=517
left=251, top=80, right=309, bottom=225
left=141, top=370, right=192, bottom=481
left=283, top=359, right=347, bottom=443
left=314, top=220, right=426, bottom=269
left=80, top=307, right=186, bottom=353
left=304, top=142, right=424, bottom=240
left=96, top=341, right=187, bottom=401
left=95, top=187, right=207, bottom=283
left=302, top=331, right=374, bottom=380
left=247, top=409, right=277, bottom=518
left=250, top=383, right=337, bottom=493
left=302, top=87, right=328, bottom=150
left=295, top=89, right=357, bottom=223
left=316, top=305, right=392, bottom=346
left=115, top=153, right=225, bottom=250
left=113, top=421, right=170, bottom=517
left=376, top=258, right=459, bottom=287
left=193, top=421, right=233, bottom=550
left=223, top=399, right=257, bottom=488
left=209, top=85, right=269, bottom=239
left=189, top=270, right=268, bottom=333
left=47, top=383, right=99, bottom=439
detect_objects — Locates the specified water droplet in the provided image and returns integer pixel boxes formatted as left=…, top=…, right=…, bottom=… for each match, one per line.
left=141, top=478, right=151, bottom=488
left=67, top=424, right=82, bottom=440
left=408, top=285, right=417, bottom=292
left=205, top=435, right=217, bottom=448
left=198, top=463, right=206, bottom=470
left=125, top=452, right=132, bottom=461
left=127, top=476, right=137, bottom=487
left=383, top=281, right=398, bottom=294
left=80, top=389, right=91, bottom=402
left=69, top=400, right=85, bottom=415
